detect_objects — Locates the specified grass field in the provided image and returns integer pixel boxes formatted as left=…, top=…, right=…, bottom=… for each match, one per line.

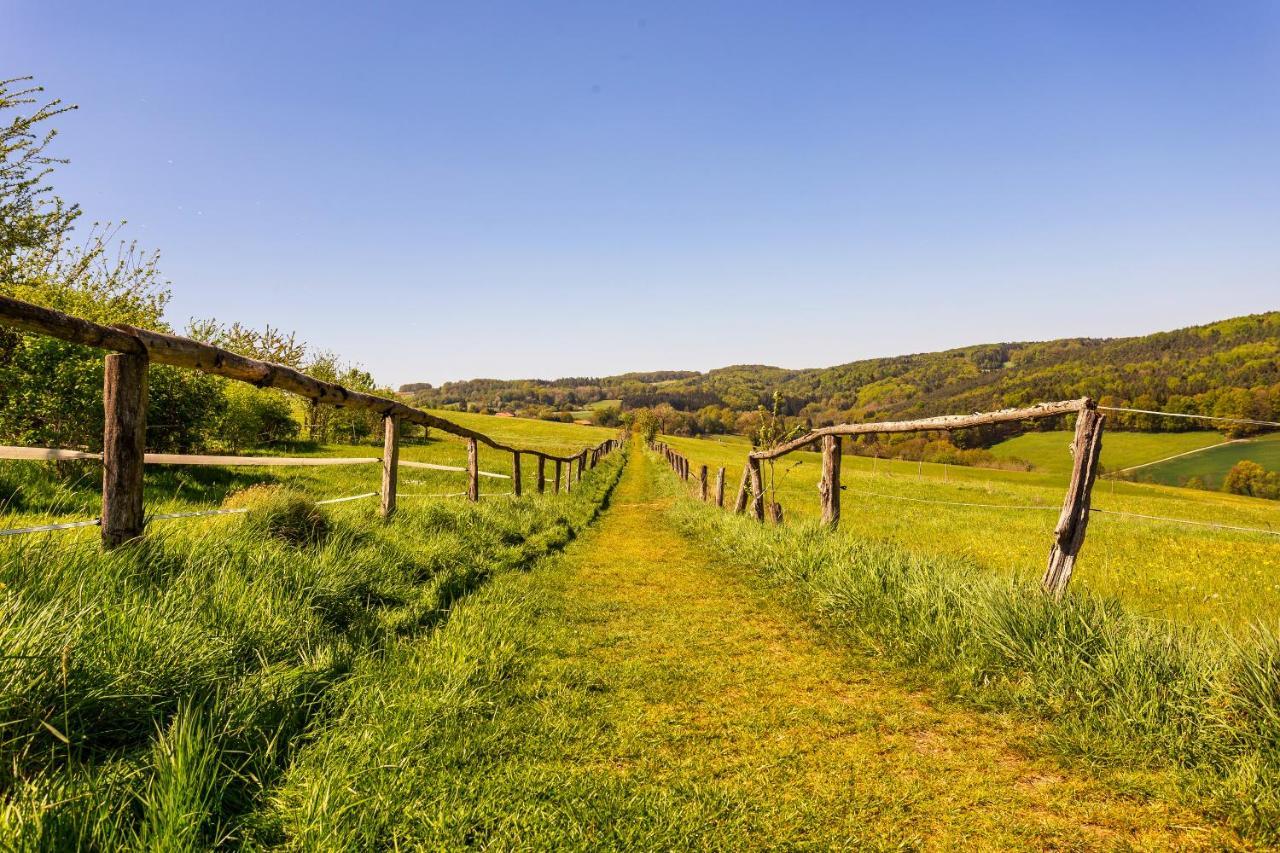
left=657, top=451, right=1280, bottom=841
left=660, top=432, right=1280, bottom=630
left=0, top=410, right=617, bottom=535
left=1135, top=432, right=1280, bottom=488
left=989, top=429, right=1227, bottom=475
left=0, top=413, right=625, bottom=848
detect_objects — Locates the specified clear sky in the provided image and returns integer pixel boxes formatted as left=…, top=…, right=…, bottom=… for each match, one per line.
left=8, top=2, right=1279, bottom=387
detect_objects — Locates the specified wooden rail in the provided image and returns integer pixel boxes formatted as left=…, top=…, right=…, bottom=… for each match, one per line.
left=654, top=398, right=1103, bottom=598
left=0, top=294, right=624, bottom=546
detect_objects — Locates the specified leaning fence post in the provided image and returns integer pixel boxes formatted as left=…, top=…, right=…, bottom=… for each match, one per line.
left=466, top=437, right=479, bottom=502
left=714, top=467, right=725, bottom=507
left=819, top=434, right=842, bottom=529
left=380, top=414, right=399, bottom=518
left=512, top=451, right=522, bottom=497
left=748, top=457, right=765, bottom=522
left=1042, top=402, right=1104, bottom=598
left=733, top=464, right=750, bottom=513
left=102, top=352, right=148, bottom=548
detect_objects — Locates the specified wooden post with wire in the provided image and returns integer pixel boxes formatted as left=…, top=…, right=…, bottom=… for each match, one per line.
left=554, top=459, right=562, bottom=494
left=512, top=451, right=522, bottom=497
left=1042, top=403, right=1105, bottom=598
left=466, top=437, right=480, bottom=502
left=380, top=415, right=399, bottom=518
left=714, top=467, right=725, bottom=507
left=699, top=465, right=708, bottom=501
left=537, top=455, right=546, bottom=493
left=101, top=352, right=148, bottom=548
left=818, top=435, right=841, bottom=528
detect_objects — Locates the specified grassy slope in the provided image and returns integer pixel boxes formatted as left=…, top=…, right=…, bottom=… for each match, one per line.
left=661, top=433, right=1280, bottom=630
left=256, top=446, right=1233, bottom=849
left=1138, top=432, right=1280, bottom=488
left=989, top=430, right=1227, bottom=475
left=0, top=416, right=622, bottom=849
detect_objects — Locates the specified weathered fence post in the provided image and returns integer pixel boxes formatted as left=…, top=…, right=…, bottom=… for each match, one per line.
left=554, top=459, right=562, bottom=494
left=748, top=457, right=765, bottom=521
left=102, top=352, right=148, bottom=548
left=733, top=464, right=750, bottom=513
left=768, top=502, right=784, bottom=524
left=818, top=434, right=842, bottom=529
left=699, top=464, right=708, bottom=501
left=512, top=451, right=522, bottom=497
left=380, top=414, right=399, bottom=518
left=578, top=451, right=586, bottom=480
left=537, top=454, right=547, bottom=493
left=466, top=437, right=479, bottom=502
left=1042, top=403, right=1105, bottom=599
left=714, top=467, right=725, bottom=507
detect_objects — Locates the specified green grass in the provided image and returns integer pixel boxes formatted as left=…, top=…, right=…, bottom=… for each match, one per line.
left=658, top=455, right=1280, bottom=843
left=0, top=415, right=624, bottom=849
left=661, top=432, right=1280, bottom=630
left=989, top=429, right=1227, bottom=475
left=1136, top=432, right=1280, bottom=489
left=252, top=446, right=1236, bottom=848
left=0, top=410, right=618, bottom=533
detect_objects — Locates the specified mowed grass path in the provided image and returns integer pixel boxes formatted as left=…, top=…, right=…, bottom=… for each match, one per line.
left=384, top=446, right=1235, bottom=848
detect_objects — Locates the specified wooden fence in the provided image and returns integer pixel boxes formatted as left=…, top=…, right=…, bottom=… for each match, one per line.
left=652, top=398, right=1104, bottom=598
left=0, top=295, right=624, bottom=548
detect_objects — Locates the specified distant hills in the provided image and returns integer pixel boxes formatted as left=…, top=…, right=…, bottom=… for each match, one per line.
left=403, top=312, right=1280, bottom=436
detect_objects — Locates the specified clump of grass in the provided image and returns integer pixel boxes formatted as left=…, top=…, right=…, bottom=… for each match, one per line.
left=224, top=485, right=329, bottom=546
left=658, top=456, right=1280, bottom=843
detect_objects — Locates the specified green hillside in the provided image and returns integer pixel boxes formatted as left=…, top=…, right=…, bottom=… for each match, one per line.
left=1136, top=432, right=1280, bottom=489
left=404, top=312, right=1280, bottom=440
left=989, top=430, right=1228, bottom=476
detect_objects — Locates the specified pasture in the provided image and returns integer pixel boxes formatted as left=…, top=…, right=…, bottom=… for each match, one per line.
left=0, top=412, right=625, bottom=848
left=1136, top=431, right=1280, bottom=488
left=659, top=432, right=1280, bottom=630
left=989, top=429, right=1227, bottom=475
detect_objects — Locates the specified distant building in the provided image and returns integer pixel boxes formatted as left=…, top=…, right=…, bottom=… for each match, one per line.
left=495, top=412, right=515, bottom=418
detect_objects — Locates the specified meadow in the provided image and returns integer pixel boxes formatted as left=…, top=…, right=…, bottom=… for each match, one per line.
left=1136, top=432, right=1280, bottom=488
left=659, top=432, right=1280, bottom=629
left=988, top=429, right=1228, bottom=475
left=0, top=414, right=624, bottom=849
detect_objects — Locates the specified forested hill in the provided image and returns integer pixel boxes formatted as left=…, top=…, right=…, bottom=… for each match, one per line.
left=403, top=312, right=1280, bottom=434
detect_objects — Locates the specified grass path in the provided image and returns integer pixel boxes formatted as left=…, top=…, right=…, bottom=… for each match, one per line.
left=451, top=447, right=1236, bottom=848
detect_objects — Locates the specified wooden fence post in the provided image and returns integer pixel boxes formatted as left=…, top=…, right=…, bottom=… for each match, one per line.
left=733, top=464, right=750, bottom=513
left=466, top=437, right=479, bottom=502
left=102, top=352, right=148, bottom=548
left=714, top=467, right=725, bottom=507
left=578, top=451, right=586, bottom=480
left=554, top=459, right=562, bottom=494
left=512, top=451, right=522, bottom=497
left=819, top=434, right=842, bottom=529
left=1042, top=405, right=1105, bottom=599
left=699, top=465, right=708, bottom=501
left=380, top=414, right=399, bottom=518
left=748, top=457, right=765, bottom=522
left=537, top=455, right=546, bottom=493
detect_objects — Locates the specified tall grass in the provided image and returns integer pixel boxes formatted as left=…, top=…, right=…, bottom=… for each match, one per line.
left=0, top=449, right=625, bottom=850
left=660, top=459, right=1280, bottom=842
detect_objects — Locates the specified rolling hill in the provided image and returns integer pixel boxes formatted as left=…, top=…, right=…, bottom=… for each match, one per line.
left=403, top=312, right=1280, bottom=439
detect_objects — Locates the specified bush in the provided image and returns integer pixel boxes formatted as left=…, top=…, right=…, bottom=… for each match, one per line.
left=1223, top=460, right=1280, bottom=500
left=224, top=485, right=329, bottom=545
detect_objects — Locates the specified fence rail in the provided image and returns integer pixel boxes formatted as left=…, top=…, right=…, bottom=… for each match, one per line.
left=0, top=294, right=625, bottom=546
left=653, top=397, right=1103, bottom=598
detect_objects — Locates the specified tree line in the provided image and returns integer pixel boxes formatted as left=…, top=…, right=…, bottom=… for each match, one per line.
left=0, top=78, right=400, bottom=455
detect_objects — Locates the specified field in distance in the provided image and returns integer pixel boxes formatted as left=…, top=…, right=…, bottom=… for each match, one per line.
left=662, top=431, right=1280, bottom=631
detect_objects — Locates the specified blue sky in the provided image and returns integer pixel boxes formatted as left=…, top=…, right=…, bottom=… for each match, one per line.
left=8, top=2, right=1279, bottom=386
